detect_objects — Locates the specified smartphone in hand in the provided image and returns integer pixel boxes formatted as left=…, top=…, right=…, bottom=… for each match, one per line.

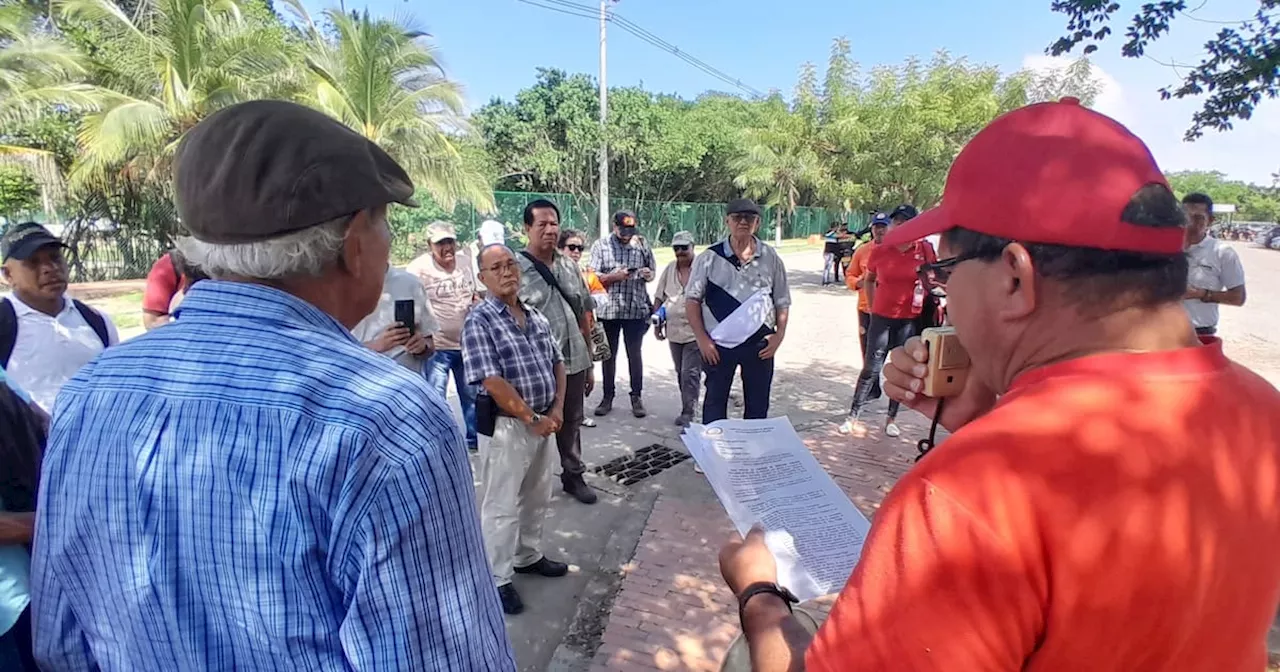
left=394, top=299, right=416, bottom=336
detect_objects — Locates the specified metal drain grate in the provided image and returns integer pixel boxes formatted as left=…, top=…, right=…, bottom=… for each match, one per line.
left=593, top=444, right=689, bottom=485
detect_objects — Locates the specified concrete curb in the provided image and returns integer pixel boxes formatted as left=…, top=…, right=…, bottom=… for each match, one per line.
left=545, top=484, right=661, bottom=672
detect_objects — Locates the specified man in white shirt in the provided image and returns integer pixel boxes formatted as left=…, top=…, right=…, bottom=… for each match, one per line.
left=1181, top=193, right=1246, bottom=336
left=407, top=222, right=481, bottom=451
left=352, top=267, right=439, bottom=371
left=1, top=223, right=118, bottom=413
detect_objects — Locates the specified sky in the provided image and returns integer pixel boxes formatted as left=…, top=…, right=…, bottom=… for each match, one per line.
left=333, top=0, right=1278, bottom=185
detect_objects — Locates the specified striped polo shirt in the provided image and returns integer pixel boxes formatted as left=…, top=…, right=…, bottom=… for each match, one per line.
left=685, top=237, right=792, bottom=346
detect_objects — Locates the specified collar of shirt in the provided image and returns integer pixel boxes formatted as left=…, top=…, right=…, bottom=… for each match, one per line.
left=714, top=237, right=763, bottom=267
left=174, top=280, right=357, bottom=344
left=7, top=293, right=75, bottom=320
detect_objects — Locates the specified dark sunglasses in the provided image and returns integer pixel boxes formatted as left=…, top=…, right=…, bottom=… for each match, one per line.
left=672, top=244, right=691, bottom=252
left=565, top=244, right=584, bottom=252
left=920, top=251, right=985, bottom=285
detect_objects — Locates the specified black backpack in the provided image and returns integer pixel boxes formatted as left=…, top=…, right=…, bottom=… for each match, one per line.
left=0, top=297, right=111, bottom=369
left=0, top=382, right=45, bottom=513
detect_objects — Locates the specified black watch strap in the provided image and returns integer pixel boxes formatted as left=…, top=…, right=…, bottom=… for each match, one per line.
left=737, top=582, right=799, bottom=624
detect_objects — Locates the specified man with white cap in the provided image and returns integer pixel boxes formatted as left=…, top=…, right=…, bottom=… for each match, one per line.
left=653, top=231, right=700, bottom=426
left=408, top=221, right=480, bottom=450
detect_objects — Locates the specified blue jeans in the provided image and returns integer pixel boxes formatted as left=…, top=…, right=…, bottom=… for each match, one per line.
left=424, top=350, right=478, bottom=449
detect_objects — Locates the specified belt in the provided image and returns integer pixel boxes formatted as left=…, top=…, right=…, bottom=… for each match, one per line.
left=1194, top=326, right=1217, bottom=336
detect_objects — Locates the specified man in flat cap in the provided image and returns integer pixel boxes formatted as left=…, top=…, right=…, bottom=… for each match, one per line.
left=29, top=100, right=514, bottom=670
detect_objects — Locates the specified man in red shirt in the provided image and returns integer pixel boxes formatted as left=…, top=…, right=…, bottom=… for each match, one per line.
left=717, top=98, right=1280, bottom=671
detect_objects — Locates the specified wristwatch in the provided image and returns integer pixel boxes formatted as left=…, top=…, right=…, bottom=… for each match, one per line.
left=527, top=412, right=544, bottom=425
left=737, top=582, right=799, bottom=624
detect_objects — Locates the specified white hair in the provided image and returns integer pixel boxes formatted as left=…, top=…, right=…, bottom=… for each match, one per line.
left=177, top=216, right=351, bottom=281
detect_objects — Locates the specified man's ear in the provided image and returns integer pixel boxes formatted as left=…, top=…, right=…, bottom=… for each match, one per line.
left=997, top=242, right=1037, bottom=321
left=339, top=211, right=368, bottom=277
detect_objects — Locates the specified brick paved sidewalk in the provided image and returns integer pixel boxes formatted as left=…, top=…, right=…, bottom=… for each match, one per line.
left=589, top=420, right=924, bottom=671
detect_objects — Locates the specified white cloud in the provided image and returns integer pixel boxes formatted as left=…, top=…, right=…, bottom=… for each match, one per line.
left=1020, top=54, right=1278, bottom=186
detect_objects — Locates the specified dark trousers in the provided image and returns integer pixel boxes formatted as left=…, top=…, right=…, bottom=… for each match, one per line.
left=556, top=370, right=587, bottom=477
left=601, top=318, right=647, bottom=399
left=669, top=341, right=701, bottom=418
left=0, top=606, right=36, bottom=671
left=850, top=315, right=917, bottom=418
left=857, top=310, right=882, bottom=400
left=702, top=339, right=775, bottom=423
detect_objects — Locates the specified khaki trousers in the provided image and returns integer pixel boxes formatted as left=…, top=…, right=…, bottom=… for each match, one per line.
left=478, top=416, right=557, bottom=586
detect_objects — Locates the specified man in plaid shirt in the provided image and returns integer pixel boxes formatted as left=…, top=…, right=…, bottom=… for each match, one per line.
left=463, top=244, right=570, bottom=615
left=587, top=211, right=656, bottom=418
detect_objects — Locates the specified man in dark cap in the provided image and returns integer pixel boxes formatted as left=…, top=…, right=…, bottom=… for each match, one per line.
left=685, top=198, right=791, bottom=422
left=1, top=223, right=117, bottom=414
left=586, top=210, right=656, bottom=418
left=29, top=101, right=514, bottom=670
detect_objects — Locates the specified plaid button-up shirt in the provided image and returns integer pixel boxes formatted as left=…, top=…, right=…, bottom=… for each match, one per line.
left=517, top=251, right=593, bottom=376
left=588, top=235, right=655, bottom=320
left=462, top=296, right=562, bottom=412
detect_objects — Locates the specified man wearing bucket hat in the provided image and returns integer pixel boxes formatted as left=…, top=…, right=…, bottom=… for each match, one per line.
left=30, top=101, right=513, bottom=670
left=717, top=98, right=1280, bottom=671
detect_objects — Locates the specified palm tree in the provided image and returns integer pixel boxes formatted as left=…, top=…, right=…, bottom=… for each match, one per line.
left=0, top=3, right=92, bottom=216
left=285, top=2, right=494, bottom=211
left=730, top=115, right=826, bottom=243
left=53, top=0, right=299, bottom=189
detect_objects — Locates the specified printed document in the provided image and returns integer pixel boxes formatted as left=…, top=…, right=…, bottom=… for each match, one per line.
left=682, top=417, right=871, bottom=602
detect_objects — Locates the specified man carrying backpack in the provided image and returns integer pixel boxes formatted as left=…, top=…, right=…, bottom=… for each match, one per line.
left=1, top=223, right=117, bottom=413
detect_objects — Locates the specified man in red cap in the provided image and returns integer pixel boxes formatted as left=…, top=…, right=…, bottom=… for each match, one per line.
left=716, top=98, right=1280, bottom=671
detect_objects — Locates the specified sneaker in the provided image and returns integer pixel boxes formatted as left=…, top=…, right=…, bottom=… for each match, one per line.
left=884, top=422, right=901, bottom=438
left=838, top=417, right=868, bottom=437
left=581, top=417, right=597, bottom=428
left=693, top=463, right=704, bottom=475
left=514, top=556, right=569, bottom=578
left=593, top=398, right=613, bottom=417
left=674, top=414, right=692, bottom=427
left=497, top=583, right=524, bottom=615
left=631, top=396, right=647, bottom=418
left=562, top=474, right=598, bottom=505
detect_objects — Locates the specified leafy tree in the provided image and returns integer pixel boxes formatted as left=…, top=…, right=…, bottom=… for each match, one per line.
left=1166, top=169, right=1280, bottom=221
left=286, top=3, right=494, bottom=211
left=730, top=97, right=826, bottom=236
left=1048, top=0, right=1280, bottom=139
left=0, top=164, right=40, bottom=217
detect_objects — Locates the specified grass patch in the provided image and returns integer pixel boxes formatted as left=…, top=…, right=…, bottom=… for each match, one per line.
left=83, top=290, right=143, bottom=331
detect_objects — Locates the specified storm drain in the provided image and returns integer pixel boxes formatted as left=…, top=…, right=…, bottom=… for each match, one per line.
left=593, top=444, right=689, bottom=486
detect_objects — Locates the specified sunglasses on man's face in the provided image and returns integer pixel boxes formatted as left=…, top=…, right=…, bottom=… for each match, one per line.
left=565, top=244, right=584, bottom=252
left=672, top=245, right=691, bottom=252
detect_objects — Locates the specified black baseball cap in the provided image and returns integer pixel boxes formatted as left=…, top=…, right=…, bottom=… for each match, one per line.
left=174, top=100, right=418, bottom=245
left=1, top=223, right=66, bottom=262
left=613, top=211, right=638, bottom=229
left=889, top=204, right=918, bottom=221
left=727, top=198, right=761, bottom=216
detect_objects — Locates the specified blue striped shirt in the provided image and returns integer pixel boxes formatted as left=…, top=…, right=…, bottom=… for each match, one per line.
left=31, top=281, right=515, bottom=671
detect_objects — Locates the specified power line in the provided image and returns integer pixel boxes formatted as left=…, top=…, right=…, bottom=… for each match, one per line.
left=514, top=0, right=763, bottom=97
left=514, top=0, right=597, bottom=20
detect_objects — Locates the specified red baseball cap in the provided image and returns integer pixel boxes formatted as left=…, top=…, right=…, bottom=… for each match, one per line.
left=883, top=97, right=1183, bottom=255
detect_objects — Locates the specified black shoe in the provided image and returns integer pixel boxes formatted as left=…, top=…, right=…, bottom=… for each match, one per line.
left=675, top=414, right=692, bottom=427
left=593, top=398, right=613, bottom=417
left=631, top=396, right=647, bottom=418
left=497, top=583, right=524, bottom=615
left=514, top=556, right=569, bottom=577
left=562, top=475, right=598, bottom=504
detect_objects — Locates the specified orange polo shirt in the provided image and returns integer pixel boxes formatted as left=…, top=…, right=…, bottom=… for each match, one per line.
left=845, top=241, right=877, bottom=314
left=807, top=339, right=1280, bottom=672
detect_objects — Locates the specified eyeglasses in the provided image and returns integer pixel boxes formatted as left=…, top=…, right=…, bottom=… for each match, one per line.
left=728, top=214, right=760, bottom=224
left=482, top=260, right=519, bottom=275
left=565, top=244, right=584, bottom=252
left=672, top=245, right=691, bottom=252
left=921, top=251, right=984, bottom=285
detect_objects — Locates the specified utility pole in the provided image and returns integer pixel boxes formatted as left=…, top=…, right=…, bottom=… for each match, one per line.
left=598, top=0, right=610, bottom=239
